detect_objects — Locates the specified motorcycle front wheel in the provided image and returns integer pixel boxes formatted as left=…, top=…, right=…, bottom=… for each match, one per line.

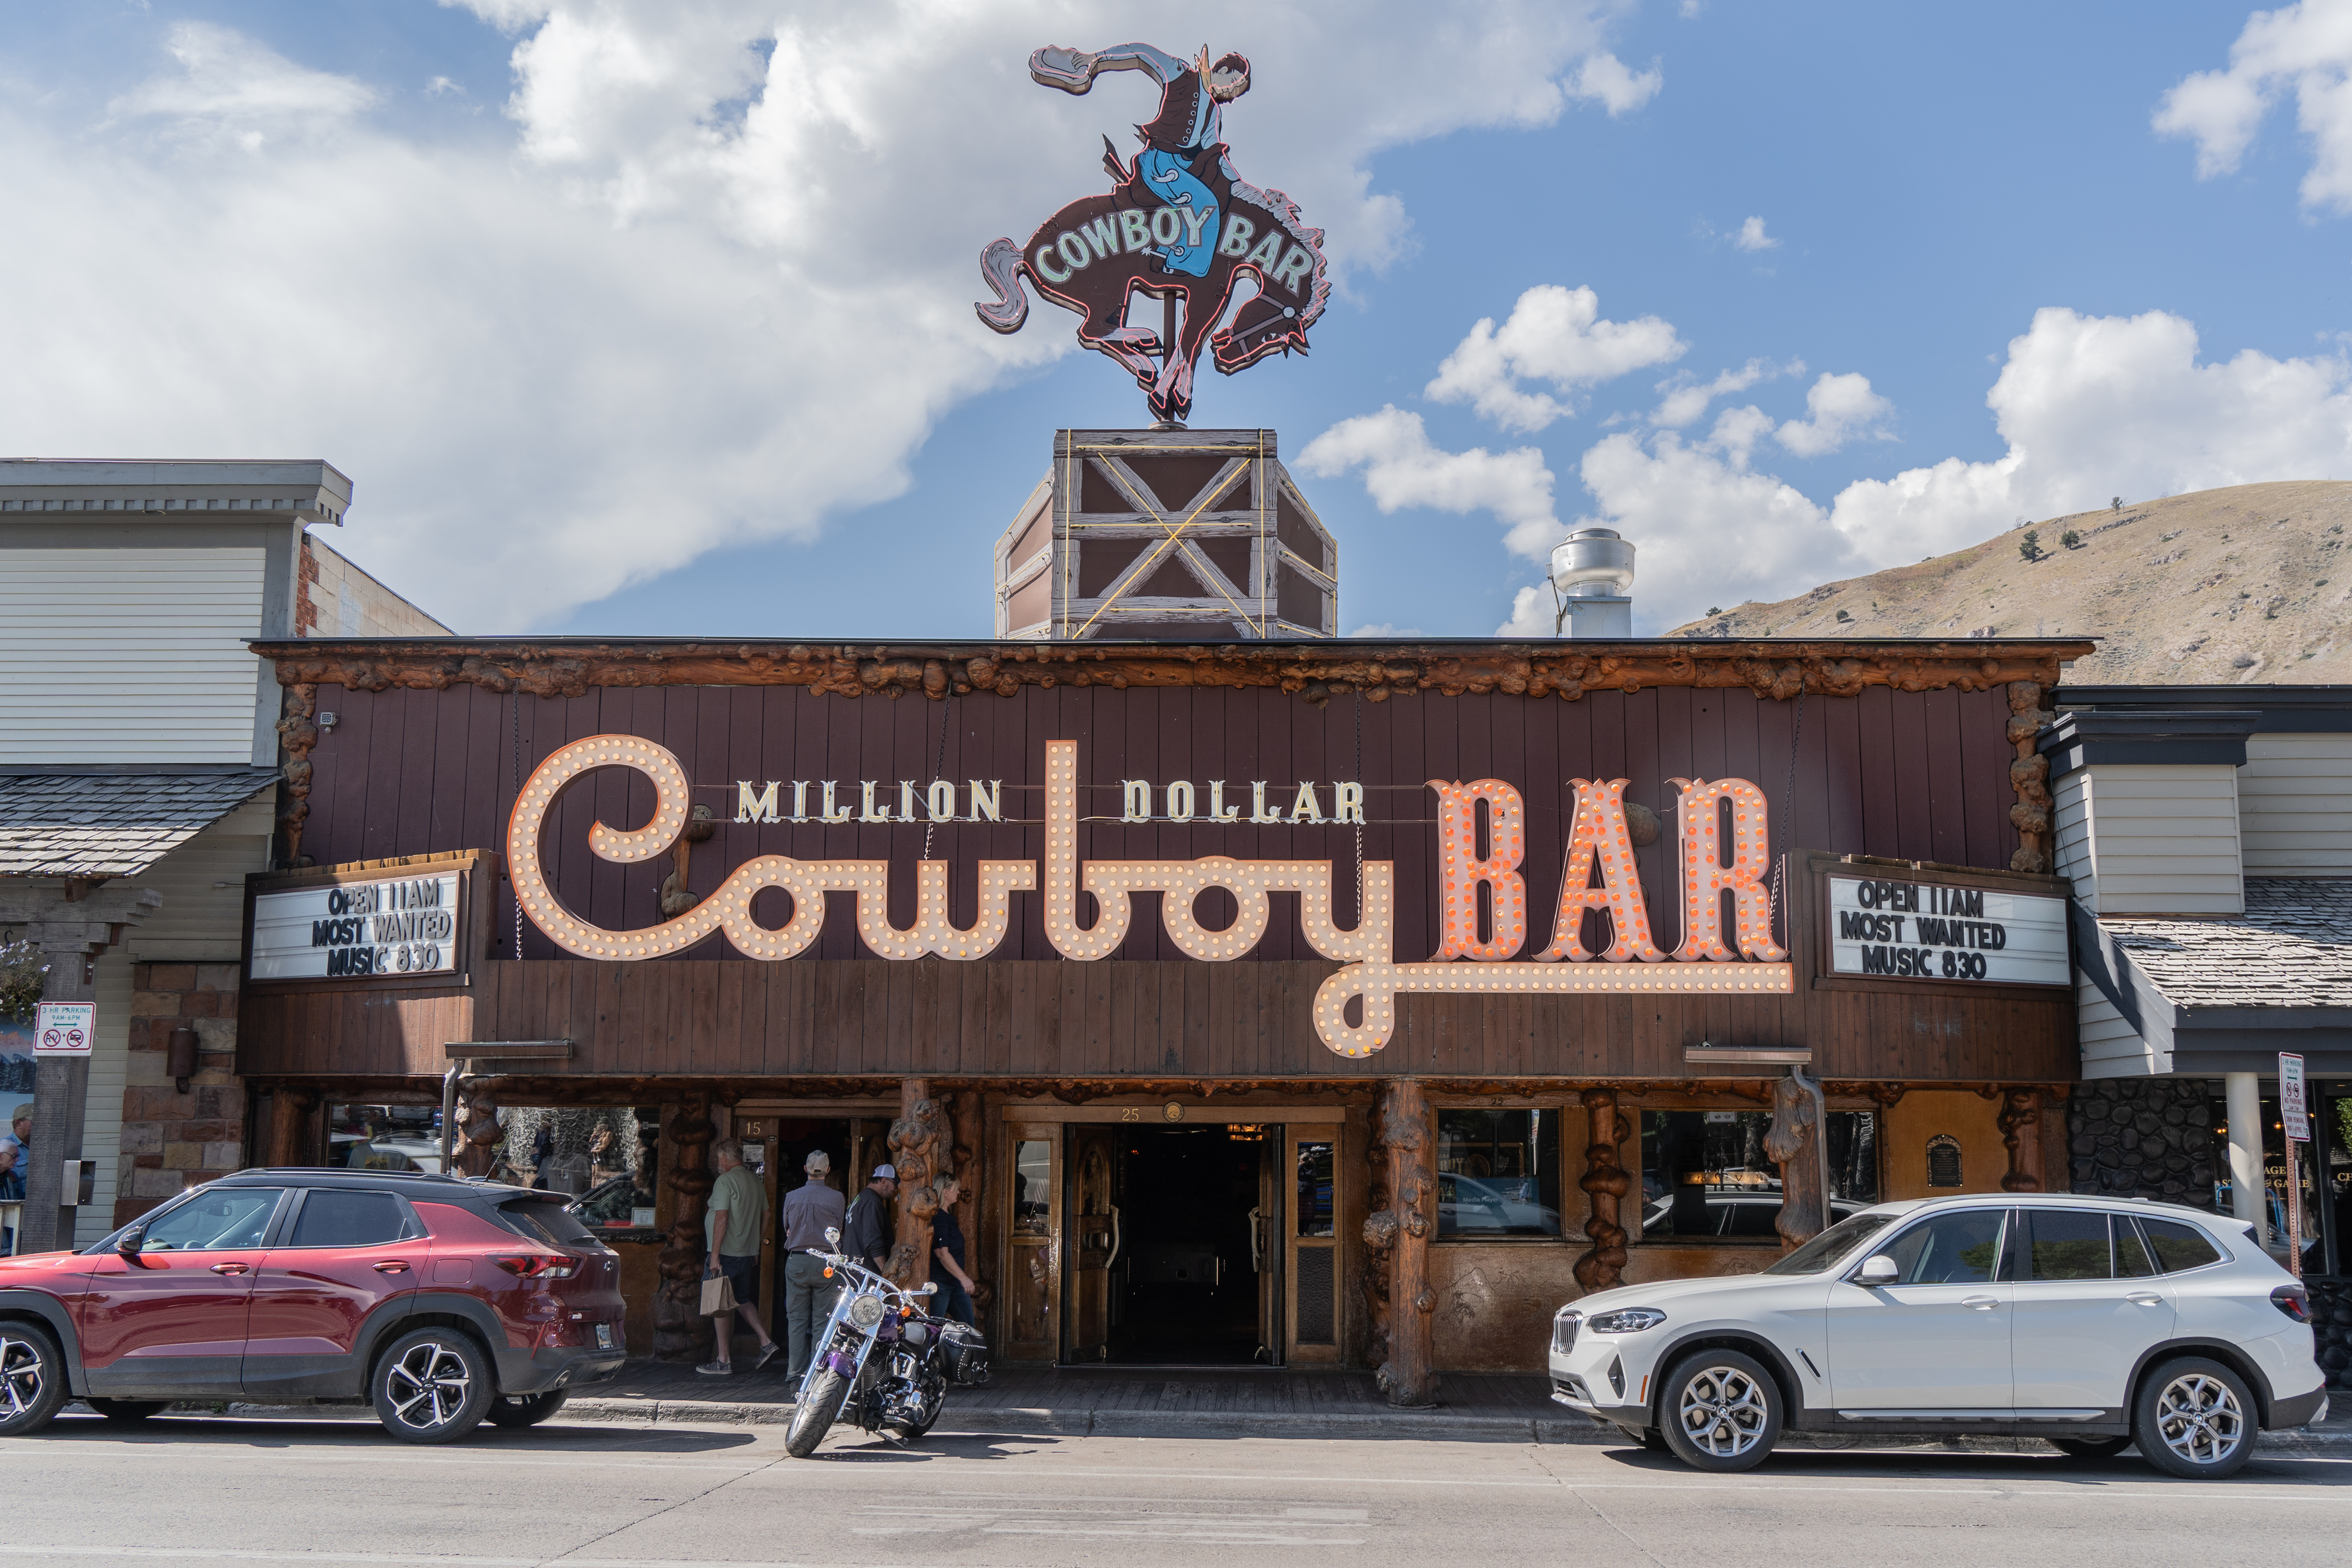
left=785, top=1368, right=850, bottom=1459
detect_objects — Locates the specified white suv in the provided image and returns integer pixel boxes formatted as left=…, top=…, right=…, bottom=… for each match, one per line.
left=1551, top=1193, right=2328, bottom=1477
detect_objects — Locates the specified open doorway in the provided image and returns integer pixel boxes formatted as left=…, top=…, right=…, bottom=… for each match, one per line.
left=1068, top=1124, right=1275, bottom=1366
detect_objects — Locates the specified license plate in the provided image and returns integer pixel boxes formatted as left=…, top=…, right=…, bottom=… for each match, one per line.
left=594, top=1322, right=616, bottom=1350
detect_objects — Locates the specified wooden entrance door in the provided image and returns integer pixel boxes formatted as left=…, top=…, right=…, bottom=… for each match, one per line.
left=1067, top=1124, right=1120, bottom=1362
left=1286, top=1125, right=1342, bottom=1363
left=1002, top=1123, right=1060, bottom=1362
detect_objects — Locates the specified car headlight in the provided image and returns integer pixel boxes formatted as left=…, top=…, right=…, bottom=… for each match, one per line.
left=847, top=1293, right=887, bottom=1330
left=1586, top=1307, right=1666, bottom=1334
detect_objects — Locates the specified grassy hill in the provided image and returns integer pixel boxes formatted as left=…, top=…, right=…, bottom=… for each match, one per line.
left=1664, top=480, right=2352, bottom=684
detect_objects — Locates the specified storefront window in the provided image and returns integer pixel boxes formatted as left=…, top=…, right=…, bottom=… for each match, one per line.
left=1297, top=1140, right=1334, bottom=1238
left=1435, top=1109, right=1559, bottom=1237
left=332, top=1103, right=662, bottom=1231
left=2211, top=1094, right=2324, bottom=1273
left=1639, top=1109, right=1880, bottom=1240
left=2328, top=1094, right=2352, bottom=1278
left=328, top=1104, right=445, bottom=1172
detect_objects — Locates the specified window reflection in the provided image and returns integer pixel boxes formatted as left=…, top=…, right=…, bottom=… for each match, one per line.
left=1013, top=1139, right=1052, bottom=1236
left=1640, top=1109, right=1879, bottom=1239
left=1436, top=1110, right=1559, bottom=1237
left=1296, top=1141, right=1334, bottom=1238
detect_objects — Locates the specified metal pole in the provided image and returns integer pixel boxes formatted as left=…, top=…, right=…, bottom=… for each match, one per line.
left=440, top=1062, right=465, bottom=1174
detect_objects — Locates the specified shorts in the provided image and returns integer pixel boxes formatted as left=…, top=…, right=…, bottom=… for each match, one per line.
left=716, top=1250, right=761, bottom=1306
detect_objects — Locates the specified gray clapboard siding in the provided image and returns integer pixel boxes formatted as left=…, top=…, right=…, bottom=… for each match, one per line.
left=2238, top=734, right=2352, bottom=874
left=0, top=549, right=269, bottom=763
left=125, top=799, right=275, bottom=963
left=2077, top=978, right=2158, bottom=1078
left=2052, top=764, right=2242, bottom=915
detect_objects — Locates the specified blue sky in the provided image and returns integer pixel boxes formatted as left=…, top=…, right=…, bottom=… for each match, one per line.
left=5, top=2, right=2349, bottom=637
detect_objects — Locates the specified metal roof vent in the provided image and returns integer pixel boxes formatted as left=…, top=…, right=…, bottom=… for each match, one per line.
left=1549, top=526, right=1634, bottom=638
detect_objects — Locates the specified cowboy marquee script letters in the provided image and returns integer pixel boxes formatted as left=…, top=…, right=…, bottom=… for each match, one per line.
left=508, top=735, right=1796, bottom=1059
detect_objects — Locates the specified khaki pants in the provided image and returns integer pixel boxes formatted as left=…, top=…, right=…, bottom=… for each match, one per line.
left=784, top=1251, right=840, bottom=1381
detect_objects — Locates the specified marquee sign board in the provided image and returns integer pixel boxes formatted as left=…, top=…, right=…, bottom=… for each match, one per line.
left=1823, top=871, right=2069, bottom=988
left=507, top=734, right=1798, bottom=1061
left=974, top=42, right=1330, bottom=424
left=251, top=871, right=462, bottom=981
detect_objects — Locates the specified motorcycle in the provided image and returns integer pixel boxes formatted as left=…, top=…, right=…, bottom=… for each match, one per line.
left=783, top=1225, right=990, bottom=1459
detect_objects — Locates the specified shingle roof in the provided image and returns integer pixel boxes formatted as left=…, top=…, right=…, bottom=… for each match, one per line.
left=2100, top=878, right=2352, bottom=1011
left=0, top=768, right=280, bottom=878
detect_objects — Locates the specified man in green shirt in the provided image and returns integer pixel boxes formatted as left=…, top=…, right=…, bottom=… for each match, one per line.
left=700, top=1138, right=778, bottom=1375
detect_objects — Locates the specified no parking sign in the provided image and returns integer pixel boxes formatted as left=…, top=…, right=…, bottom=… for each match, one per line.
left=32, top=1002, right=93, bottom=1056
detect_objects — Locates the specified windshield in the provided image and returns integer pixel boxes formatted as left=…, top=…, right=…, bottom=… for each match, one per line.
left=1762, top=1210, right=1899, bottom=1275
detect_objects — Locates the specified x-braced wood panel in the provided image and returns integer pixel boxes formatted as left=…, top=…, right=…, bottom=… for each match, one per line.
left=994, top=429, right=1335, bottom=641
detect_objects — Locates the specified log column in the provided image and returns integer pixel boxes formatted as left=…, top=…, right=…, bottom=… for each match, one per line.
left=946, top=1089, right=989, bottom=1318
left=653, top=1095, right=716, bottom=1362
left=457, top=1076, right=503, bottom=1179
left=1998, top=1086, right=2044, bottom=1193
left=1368, top=1079, right=1435, bottom=1407
left=1765, top=1069, right=1828, bottom=1249
left=886, top=1078, right=946, bottom=1290
left=264, top=1088, right=320, bottom=1168
left=1574, top=1088, right=1631, bottom=1292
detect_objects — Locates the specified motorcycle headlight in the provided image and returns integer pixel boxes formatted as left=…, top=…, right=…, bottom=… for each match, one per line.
left=1586, top=1307, right=1666, bottom=1334
left=847, top=1293, right=887, bottom=1330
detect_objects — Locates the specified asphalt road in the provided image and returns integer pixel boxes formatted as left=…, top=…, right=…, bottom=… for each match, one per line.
left=4, top=1407, right=2348, bottom=1567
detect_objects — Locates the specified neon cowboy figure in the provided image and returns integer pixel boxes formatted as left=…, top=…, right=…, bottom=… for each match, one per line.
left=1031, top=44, right=1251, bottom=278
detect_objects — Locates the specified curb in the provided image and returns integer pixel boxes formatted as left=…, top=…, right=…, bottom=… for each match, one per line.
left=550, top=1395, right=2352, bottom=1453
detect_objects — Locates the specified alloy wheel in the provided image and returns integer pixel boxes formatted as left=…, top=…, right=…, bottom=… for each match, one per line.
left=0, top=1335, right=44, bottom=1418
left=385, top=1340, right=473, bottom=1432
left=2154, top=1372, right=2246, bottom=1467
left=1676, top=1364, right=1770, bottom=1459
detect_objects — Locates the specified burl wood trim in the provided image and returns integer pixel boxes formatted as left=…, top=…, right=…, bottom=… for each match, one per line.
left=654, top=1095, right=717, bottom=1362
left=886, top=1079, right=946, bottom=1290
left=1573, top=1088, right=1631, bottom=1293
left=2006, top=679, right=2057, bottom=873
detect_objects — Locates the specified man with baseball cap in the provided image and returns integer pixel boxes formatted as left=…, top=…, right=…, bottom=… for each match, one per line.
left=779, top=1149, right=848, bottom=1381
left=844, top=1162, right=898, bottom=1275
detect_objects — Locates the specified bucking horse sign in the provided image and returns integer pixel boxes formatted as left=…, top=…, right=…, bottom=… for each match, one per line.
left=975, top=43, right=1331, bottom=426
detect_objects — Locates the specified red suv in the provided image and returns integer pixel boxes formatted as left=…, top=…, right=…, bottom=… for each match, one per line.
left=0, top=1168, right=626, bottom=1443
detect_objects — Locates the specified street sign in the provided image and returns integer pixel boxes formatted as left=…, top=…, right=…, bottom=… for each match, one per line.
left=32, top=1002, right=93, bottom=1056
left=2280, top=1052, right=2308, bottom=1141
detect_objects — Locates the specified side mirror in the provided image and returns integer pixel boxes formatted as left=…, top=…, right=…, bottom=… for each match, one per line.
left=824, top=1226, right=841, bottom=1245
left=1856, top=1254, right=1899, bottom=1286
left=920, top=1281, right=938, bottom=1296
left=117, top=1225, right=148, bottom=1261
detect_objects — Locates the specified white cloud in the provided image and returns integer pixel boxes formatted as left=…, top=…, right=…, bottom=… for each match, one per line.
left=1495, top=586, right=1556, bottom=637
left=1425, top=284, right=1687, bottom=433
left=4, top=4, right=1649, bottom=629
left=1828, top=306, right=2352, bottom=560
left=1568, top=52, right=1662, bottom=116
left=1775, top=370, right=1894, bottom=457
left=2155, top=1, right=2352, bottom=212
left=1347, top=621, right=1426, bottom=638
left=107, top=22, right=377, bottom=141
left=1651, top=357, right=1793, bottom=427
left=1298, top=406, right=1562, bottom=560
left=1733, top=215, right=1778, bottom=251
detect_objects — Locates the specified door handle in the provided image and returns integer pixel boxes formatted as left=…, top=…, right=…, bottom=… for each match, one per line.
left=373, top=1261, right=412, bottom=1274
left=1960, top=1295, right=1999, bottom=1310
left=209, top=1262, right=250, bottom=1275
left=2126, top=1292, right=2164, bottom=1306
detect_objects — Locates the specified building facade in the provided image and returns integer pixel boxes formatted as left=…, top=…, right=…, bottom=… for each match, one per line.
left=233, top=633, right=2086, bottom=1385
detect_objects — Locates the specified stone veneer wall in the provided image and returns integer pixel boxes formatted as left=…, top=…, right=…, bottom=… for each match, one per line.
left=2071, top=1077, right=2349, bottom=1388
left=116, top=962, right=246, bottom=1226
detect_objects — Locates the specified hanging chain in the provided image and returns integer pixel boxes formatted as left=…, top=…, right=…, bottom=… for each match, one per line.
left=921, top=688, right=953, bottom=862
left=510, top=691, right=524, bottom=959
left=1768, top=685, right=1806, bottom=947
left=1352, top=688, right=1366, bottom=914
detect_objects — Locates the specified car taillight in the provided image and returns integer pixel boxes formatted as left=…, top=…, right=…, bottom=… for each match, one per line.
left=2272, top=1284, right=2310, bottom=1323
left=493, top=1253, right=577, bottom=1280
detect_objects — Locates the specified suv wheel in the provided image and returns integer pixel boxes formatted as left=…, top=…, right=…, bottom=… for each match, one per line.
left=2134, top=1357, right=2256, bottom=1479
left=2049, top=1435, right=2130, bottom=1461
left=372, top=1329, right=493, bottom=1444
left=486, top=1390, right=570, bottom=1429
left=0, top=1325, right=68, bottom=1437
left=1658, top=1349, right=1782, bottom=1473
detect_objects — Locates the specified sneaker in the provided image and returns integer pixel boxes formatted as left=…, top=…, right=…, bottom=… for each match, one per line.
left=696, top=1362, right=733, bottom=1376
left=753, top=1342, right=780, bottom=1370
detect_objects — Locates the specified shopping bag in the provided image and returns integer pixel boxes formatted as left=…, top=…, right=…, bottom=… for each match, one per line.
left=700, top=1272, right=737, bottom=1316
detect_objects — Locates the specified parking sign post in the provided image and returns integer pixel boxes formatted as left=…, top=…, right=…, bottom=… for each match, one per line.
left=2280, top=1052, right=2308, bottom=1282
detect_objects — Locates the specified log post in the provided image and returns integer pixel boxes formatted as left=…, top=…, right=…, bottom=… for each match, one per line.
left=653, top=1095, right=716, bottom=1362
left=1372, top=1079, right=1435, bottom=1407
left=1998, top=1086, right=2043, bottom=1193
left=265, top=1088, right=320, bottom=1168
left=886, top=1078, right=946, bottom=1290
left=946, top=1089, right=989, bottom=1318
left=457, top=1076, right=503, bottom=1179
left=1766, top=1069, right=1828, bottom=1249
left=1360, top=1101, right=1398, bottom=1372
left=1574, top=1088, right=1632, bottom=1290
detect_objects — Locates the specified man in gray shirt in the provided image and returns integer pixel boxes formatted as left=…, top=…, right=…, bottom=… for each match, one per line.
left=780, top=1150, right=850, bottom=1381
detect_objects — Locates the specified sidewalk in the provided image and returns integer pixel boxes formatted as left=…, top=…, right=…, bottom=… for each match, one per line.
left=556, top=1359, right=2351, bottom=1453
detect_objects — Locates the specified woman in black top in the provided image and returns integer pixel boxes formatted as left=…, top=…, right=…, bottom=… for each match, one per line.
left=930, top=1176, right=977, bottom=1325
